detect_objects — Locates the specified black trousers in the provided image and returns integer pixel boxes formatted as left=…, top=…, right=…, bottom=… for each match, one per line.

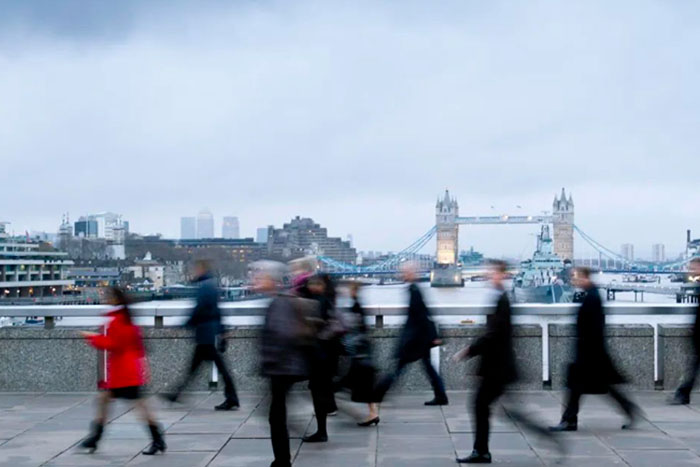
left=561, top=385, right=635, bottom=424
left=269, top=376, right=297, bottom=467
left=677, top=353, right=700, bottom=399
left=174, top=344, right=238, bottom=402
left=473, top=379, right=504, bottom=455
left=375, top=351, right=447, bottom=402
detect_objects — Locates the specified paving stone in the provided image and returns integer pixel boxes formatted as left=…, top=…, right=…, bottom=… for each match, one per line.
left=617, top=449, right=700, bottom=466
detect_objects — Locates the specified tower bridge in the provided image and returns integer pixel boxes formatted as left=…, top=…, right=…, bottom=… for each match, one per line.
left=432, top=188, right=574, bottom=286
left=317, top=189, right=692, bottom=280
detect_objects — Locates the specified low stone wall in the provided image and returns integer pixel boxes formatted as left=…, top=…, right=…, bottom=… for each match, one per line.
left=658, top=324, right=696, bottom=391
left=439, top=325, right=542, bottom=390
left=0, top=324, right=659, bottom=393
left=0, top=327, right=98, bottom=392
left=549, top=324, right=655, bottom=390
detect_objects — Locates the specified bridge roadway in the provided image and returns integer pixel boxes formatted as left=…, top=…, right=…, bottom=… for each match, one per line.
left=3, top=390, right=700, bottom=466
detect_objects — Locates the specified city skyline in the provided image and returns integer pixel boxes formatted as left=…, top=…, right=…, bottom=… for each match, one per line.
left=2, top=1, right=699, bottom=256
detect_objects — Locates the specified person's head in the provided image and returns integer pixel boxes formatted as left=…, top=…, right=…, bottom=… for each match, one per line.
left=106, top=287, right=132, bottom=321
left=572, top=266, right=593, bottom=289
left=307, top=275, right=326, bottom=296
left=690, top=258, right=700, bottom=277
left=250, top=260, right=287, bottom=294
left=193, top=259, right=212, bottom=279
left=105, top=287, right=128, bottom=306
left=289, top=256, right=317, bottom=278
left=487, top=259, right=508, bottom=287
left=400, top=261, right=418, bottom=282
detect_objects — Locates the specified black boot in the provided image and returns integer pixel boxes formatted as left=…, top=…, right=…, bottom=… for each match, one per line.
left=80, top=421, right=104, bottom=453
left=142, top=423, right=166, bottom=455
left=424, top=396, right=449, bottom=406
left=302, top=432, right=328, bottom=443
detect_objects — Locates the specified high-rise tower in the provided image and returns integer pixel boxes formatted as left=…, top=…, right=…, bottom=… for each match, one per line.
left=435, top=190, right=459, bottom=265
left=552, top=188, right=574, bottom=261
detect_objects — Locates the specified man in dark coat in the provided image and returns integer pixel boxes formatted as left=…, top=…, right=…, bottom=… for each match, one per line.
left=164, top=260, right=239, bottom=410
left=254, top=261, right=319, bottom=467
left=454, top=260, right=517, bottom=463
left=374, top=262, right=448, bottom=406
left=550, top=266, right=639, bottom=431
left=670, top=258, right=700, bottom=404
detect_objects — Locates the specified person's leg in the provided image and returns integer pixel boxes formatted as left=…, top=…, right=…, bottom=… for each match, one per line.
left=421, top=352, right=448, bottom=404
left=81, top=390, right=111, bottom=451
left=305, top=375, right=329, bottom=441
left=169, top=345, right=205, bottom=400
left=211, top=347, right=239, bottom=406
left=472, top=381, right=501, bottom=455
left=269, top=376, right=293, bottom=467
left=134, top=397, right=166, bottom=455
left=608, top=385, right=639, bottom=429
left=374, top=360, right=408, bottom=402
left=561, top=388, right=582, bottom=425
left=675, top=353, right=700, bottom=402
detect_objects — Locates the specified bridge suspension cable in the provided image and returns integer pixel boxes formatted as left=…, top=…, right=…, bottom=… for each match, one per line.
left=318, top=226, right=437, bottom=273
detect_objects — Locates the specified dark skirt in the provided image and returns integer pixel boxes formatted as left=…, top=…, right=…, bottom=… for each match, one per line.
left=110, top=385, right=142, bottom=400
left=348, top=357, right=376, bottom=403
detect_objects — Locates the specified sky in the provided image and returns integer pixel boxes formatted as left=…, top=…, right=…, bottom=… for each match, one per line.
left=1, top=0, right=699, bottom=260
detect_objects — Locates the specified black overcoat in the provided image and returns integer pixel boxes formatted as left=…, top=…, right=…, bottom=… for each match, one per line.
left=469, top=291, right=518, bottom=386
left=396, top=284, right=438, bottom=363
left=567, top=286, right=625, bottom=393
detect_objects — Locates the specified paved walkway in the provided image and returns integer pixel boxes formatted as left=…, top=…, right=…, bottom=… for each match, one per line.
left=1, top=390, right=700, bottom=466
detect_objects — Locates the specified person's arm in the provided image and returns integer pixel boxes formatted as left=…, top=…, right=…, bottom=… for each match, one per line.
left=83, top=324, right=125, bottom=351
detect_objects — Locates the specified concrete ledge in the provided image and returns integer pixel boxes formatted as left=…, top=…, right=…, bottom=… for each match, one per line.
left=549, top=324, right=654, bottom=390
left=0, top=327, right=98, bottom=391
left=659, top=324, right=695, bottom=391
left=440, top=325, right=543, bottom=390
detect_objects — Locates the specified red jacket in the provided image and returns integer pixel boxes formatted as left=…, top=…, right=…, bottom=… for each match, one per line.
left=86, top=307, right=149, bottom=389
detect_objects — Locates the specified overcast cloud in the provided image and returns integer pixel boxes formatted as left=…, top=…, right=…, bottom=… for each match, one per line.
left=1, top=0, right=699, bottom=259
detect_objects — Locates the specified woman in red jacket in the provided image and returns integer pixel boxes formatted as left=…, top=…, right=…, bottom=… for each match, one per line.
left=79, top=287, right=166, bottom=455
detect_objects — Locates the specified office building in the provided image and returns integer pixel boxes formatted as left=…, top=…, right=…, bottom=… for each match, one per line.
left=197, top=209, right=214, bottom=239
left=621, top=243, right=635, bottom=262
left=256, top=227, right=269, bottom=244
left=180, top=217, right=196, bottom=240
left=652, top=243, right=666, bottom=262
left=267, top=216, right=356, bottom=263
left=222, top=216, right=240, bottom=239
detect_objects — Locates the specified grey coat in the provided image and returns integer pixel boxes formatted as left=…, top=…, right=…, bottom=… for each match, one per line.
left=260, top=294, right=319, bottom=377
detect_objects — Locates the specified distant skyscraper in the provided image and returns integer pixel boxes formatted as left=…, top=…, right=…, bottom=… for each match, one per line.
left=197, top=210, right=214, bottom=239
left=180, top=217, right=196, bottom=240
left=256, top=227, right=269, bottom=244
left=222, top=216, right=240, bottom=239
left=652, top=243, right=666, bottom=262
left=621, top=243, right=635, bottom=262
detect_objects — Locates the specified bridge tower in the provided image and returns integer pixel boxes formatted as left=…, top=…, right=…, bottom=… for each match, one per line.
left=552, top=188, right=574, bottom=261
left=435, top=190, right=459, bottom=265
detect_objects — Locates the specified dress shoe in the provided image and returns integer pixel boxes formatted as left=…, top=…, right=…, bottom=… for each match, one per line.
left=668, top=392, right=690, bottom=405
left=302, top=432, right=328, bottom=443
left=549, top=421, right=577, bottom=432
left=457, top=450, right=492, bottom=463
left=424, top=397, right=449, bottom=406
left=215, top=399, right=240, bottom=411
left=357, top=416, right=380, bottom=427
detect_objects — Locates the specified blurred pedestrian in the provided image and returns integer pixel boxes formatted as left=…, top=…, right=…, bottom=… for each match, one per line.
left=670, top=258, right=700, bottom=404
left=453, top=260, right=559, bottom=464
left=374, top=262, right=448, bottom=406
left=163, top=259, right=239, bottom=410
left=254, top=261, right=320, bottom=467
left=295, top=274, right=344, bottom=442
left=550, top=266, right=640, bottom=432
left=79, top=287, right=166, bottom=455
left=340, top=281, right=379, bottom=426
